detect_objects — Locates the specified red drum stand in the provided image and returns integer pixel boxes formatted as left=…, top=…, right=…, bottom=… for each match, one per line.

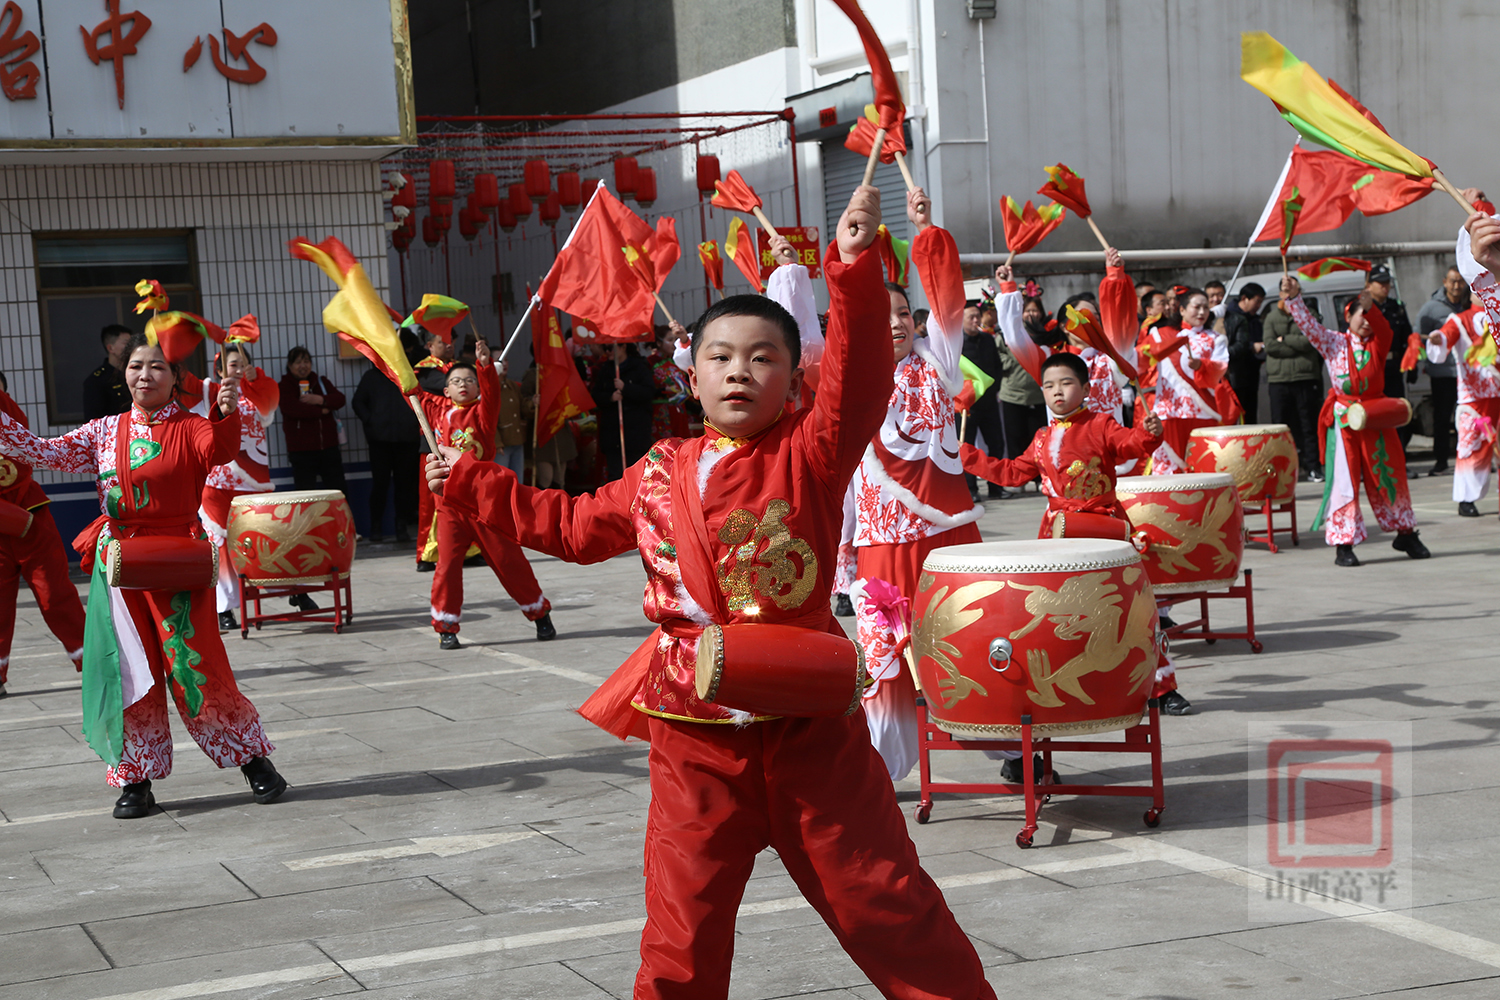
left=238, top=572, right=353, bottom=638
left=1245, top=496, right=1299, bottom=553
left=913, top=698, right=1166, bottom=849
left=1159, top=567, right=1262, bottom=654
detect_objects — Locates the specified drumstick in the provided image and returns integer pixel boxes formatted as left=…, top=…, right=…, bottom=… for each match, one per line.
left=407, top=395, right=443, bottom=457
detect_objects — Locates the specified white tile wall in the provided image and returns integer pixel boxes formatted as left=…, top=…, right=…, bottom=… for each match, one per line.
left=0, top=160, right=391, bottom=487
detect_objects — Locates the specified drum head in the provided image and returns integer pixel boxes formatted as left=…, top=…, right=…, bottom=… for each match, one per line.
left=922, top=538, right=1140, bottom=573
left=1188, top=423, right=1290, bottom=438
left=229, top=489, right=346, bottom=507
left=1116, top=472, right=1235, bottom=494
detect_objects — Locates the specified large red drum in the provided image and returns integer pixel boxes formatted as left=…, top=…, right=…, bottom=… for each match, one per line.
left=1115, top=473, right=1244, bottom=593
left=912, top=539, right=1160, bottom=739
left=227, top=490, right=355, bottom=585
left=1186, top=423, right=1298, bottom=503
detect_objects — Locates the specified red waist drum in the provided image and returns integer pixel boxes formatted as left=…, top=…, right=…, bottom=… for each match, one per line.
left=695, top=623, right=867, bottom=719
left=1050, top=511, right=1131, bottom=542
left=912, top=540, right=1161, bottom=739
left=0, top=498, right=33, bottom=538
left=227, top=490, right=355, bottom=585
left=105, top=536, right=218, bottom=590
left=1345, top=397, right=1412, bottom=432
left=1115, top=473, right=1244, bottom=593
left=1187, top=423, right=1298, bottom=503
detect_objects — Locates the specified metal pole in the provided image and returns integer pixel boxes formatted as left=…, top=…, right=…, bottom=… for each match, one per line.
left=785, top=110, right=802, bottom=228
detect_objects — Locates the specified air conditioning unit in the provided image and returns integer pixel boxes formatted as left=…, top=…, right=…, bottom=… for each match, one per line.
left=967, top=0, right=997, bottom=18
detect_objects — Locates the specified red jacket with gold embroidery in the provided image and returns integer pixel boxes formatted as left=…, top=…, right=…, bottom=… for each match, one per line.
left=419, top=362, right=501, bottom=464
left=440, top=245, right=891, bottom=731
left=960, top=408, right=1160, bottom=536
left=0, top=388, right=48, bottom=510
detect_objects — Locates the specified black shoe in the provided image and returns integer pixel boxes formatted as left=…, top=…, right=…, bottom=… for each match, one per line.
left=240, top=757, right=287, bottom=804
left=1307, top=469, right=1325, bottom=483
left=439, top=632, right=460, bottom=650
left=833, top=593, right=855, bottom=618
left=1159, top=612, right=1178, bottom=631
left=112, top=780, right=155, bottom=819
left=1334, top=544, right=1361, bottom=567
left=416, top=560, right=436, bottom=572
left=218, top=611, right=238, bottom=631
left=0, top=681, right=8, bottom=698
left=534, top=613, right=557, bottom=642
left=463, top=553, right=487, bottom=568
left=288, top=593, right=319, bottom=612
left=988, top=487, right=1013, bottom=500
left=1407, top=467, right=1423, bottom=480
left=1459, top=501, right=1480, bottom=518
left=1392, top=531, right=1431, bottom=559
left=1158, top=691, right=1193, bottom=716
left=969, top=489, right=982, bottom=504
left=1000, top=754, right=1059, bottom=784
left=1430, top=462, right=1451, bottom=476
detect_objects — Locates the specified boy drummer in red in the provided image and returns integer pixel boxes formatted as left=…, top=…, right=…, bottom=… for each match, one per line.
left=426, top=187, right=997, bottom=1000
left=420, top=338, right=555, bottom=649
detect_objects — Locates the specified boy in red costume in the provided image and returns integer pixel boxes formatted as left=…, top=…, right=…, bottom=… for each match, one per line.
left=421, top=338, right=555, bottom=649
left=0, top=375, right=86, bottom=697
left=426, top=187, right=997, bottom=1000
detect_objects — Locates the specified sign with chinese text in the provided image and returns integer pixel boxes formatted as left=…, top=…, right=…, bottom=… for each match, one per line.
left=756, top=226, right=821, bottom=281
left=0, top=0, right=412, bottom=146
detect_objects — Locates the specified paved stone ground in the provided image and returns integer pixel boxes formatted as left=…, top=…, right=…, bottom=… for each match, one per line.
left=2, top=470, right=1498, bottom=1000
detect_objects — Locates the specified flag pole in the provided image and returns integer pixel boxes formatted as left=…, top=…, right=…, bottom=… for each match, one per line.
left=496, top=295, right=539, bottom=366
left=1083, top=216, right=1111, bottom=253
left=653, top=292, right=677, bottom=326
left=751, top=207, right=780, bottom=241
left=407, top=395, right=442, bottom=458
left=1432, top=169, right=1480, bottom=215
left=615, top=359, right=628, bottom=477
left=530, top=389, right=540, bottom=488
left=894, top=152, right=917, bottom=192
left=861, top=129, right=887, bottom=187
left=1230, top=144, right=1297, bottom=289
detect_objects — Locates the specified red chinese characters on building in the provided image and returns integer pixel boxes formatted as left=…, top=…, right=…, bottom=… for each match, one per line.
left=183, top=23, right=277, bottom=84
left=80, top=0, right=152, bottom=110
left=0, top=2, right=38, bottom=100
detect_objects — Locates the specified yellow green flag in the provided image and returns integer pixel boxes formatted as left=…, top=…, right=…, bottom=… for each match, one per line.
left=1240, top=32, right=1432, bottom=179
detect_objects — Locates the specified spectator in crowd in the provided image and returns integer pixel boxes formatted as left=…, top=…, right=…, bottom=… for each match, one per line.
left=81, top=323, right=134, bottom=420
left=590, top=342, right=654, bottom=482
left=1416, top=266, right=1469, bottom=475
left=278, top=346, right=347, bottom=491
left=1366, top=265, right=1416, bottom=454
left=494, top=359, right=527, bottom=478
left=1264, top=292, right=1325, bottom=481
left=352, top=359, right=420, bottom=543
left=1225, top=282, right=1267, bottom=423
left=912, top=307, right=929, bottom=339
left=1205, top=280, right=1227, bottom=309
left=960, top=302, right=1008, bottom=501
left=997, top=294, right=1051, bottom=466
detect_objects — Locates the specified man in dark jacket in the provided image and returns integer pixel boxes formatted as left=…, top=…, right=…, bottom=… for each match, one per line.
left=1415, top=267, right=1469, bottom=475
left=960, top=303, right=1008, bottom=500
left=1224, top=283, right=1266, bottom=423
left=1367, top=265, right=1416, bottom=453
left=352, top=362, right=420, bottom=542
left=591, top=342, right=655, bottom=482
left=1264, top=296, right=1325, bottom=481
left=81, top=324, right=134, bottom=420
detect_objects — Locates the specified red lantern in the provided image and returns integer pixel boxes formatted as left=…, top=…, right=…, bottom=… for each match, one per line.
left=497, top=199, right=517, bottom=233
left=524, top=158, right=551, bottom=199
left=556, top=171, right=582, bottom=209
left=539, top=191, right=561, bottom=227
left=459, top=207, right=482, bottom=241
left=392, top=219, right=412, bottom=252
left=696, top=155, right=720, bottom=193
left=634, top=167, right=657, bottom=208
left=428, top=159, right=455, bottom=205
left=393, top=172, right=416, bottom=211
left=509, top=183, right=533, bottom=220
left=422, top=215, right=441, bottom=247
left=466, top=189, right=487, bottom=221
left=431, top=201, right=452, bottom=230
left=581, top=177, right=601, bottom=202
left=473, top=172, right=500, bottom=210
left=614, top=156, right=638, bottom=196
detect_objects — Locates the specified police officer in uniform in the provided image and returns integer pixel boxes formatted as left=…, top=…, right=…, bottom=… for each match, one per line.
left=81, top=323, right=134, bottom=420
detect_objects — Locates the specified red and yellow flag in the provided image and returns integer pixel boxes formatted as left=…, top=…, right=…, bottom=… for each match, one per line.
left=831, top=0, right=906, bottom=156
left=1038, top=164, right=1092, bottom=218
left=711, top=170, right=762, bottom=214
left=698, top=240, right=723, bottom=291
left=1297, top=257, right=1372, bottom=280
left=1278, top=186, right=1304, bottom=256
left=724, top=217, right=763, bottom=293
left=403, top=294, right=469, bottom=346
left=531, top=304, right=595, bottom=446
left=1000, top=197, right=1066, bottom=256
left=845, top=104, right=907, bottom=164
left=143, top=311, right=226, bottom=364
left=289, top=236, right=418, bottom=394
left=133, top=279, right=168, bottom=313
left=224, top=314, right=260, bottom=344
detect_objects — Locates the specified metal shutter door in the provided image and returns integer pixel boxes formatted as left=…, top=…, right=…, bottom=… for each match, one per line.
left=820, top=140, right=912, bottom=246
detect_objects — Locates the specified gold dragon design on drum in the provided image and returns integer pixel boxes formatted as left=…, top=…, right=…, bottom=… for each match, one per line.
left=228, top=500, right=344, bottom=579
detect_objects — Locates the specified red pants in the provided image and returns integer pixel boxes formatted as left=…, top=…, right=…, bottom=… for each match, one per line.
left=430, top=500, right=550, bottom=633
left=0, top=505, right=85, bottom=685
left=638, top=713, right=997, bottom=1000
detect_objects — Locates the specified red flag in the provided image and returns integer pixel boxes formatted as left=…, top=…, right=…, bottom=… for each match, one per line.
left=224, top=314, right=260, bottom=344
left=724, top=217, right=763, bottom=293
left=699, top=240, right=723, bottom=290
left=1297, top=256, right=1372, bottom=280
left=532, top=304, right=595, bottom=446
left=1038, top=164, right=1092, bottom=218
left=1278, top=187, right=1304, bottom=256
left=1000, top=197, right=1066, bottom=256
left=537, top=186, right=658, bottom=342
left=1061, top=303, right=1138, bottom=381
left=831, top=0, right=906, bottom=149
left=1253, top=146, right=1432, bottom=244
left=143, top=311, right=226, bottom=364
left=844, top=105, right=907, bottom=163
left=711, top=170, right=762, bottom=213
left=648, top=217, right=680, bottom=292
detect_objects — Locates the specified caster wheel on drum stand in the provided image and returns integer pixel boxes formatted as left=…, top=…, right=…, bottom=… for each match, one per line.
left=1016, top=830, right=1035, bottom=849
left=1205, top=637, right=1217, bottom=645
left=1144, top=808, right=1162, bottom=828
left=914, top=802, right=932, bottom=824
left=1250, top=641, right=1264, bottom=654
left=240, top=629, right=248, bottom=640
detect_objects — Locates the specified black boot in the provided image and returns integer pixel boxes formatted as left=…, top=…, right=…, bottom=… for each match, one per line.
left=1459, top=501, right=1480, bottom=518
left=1392, top=531, right=1431, bottom=559
left=218, top=611, right=238, bottom=631
left=112, top=780, right=155, bottom=819
left=534, top=613, right=557, bottom=642
left=289, top=593, right=319, bottom=612
left=833, top=593, right=855, bottom=618
left=1334, top=544, right=1361, bottom=567
left=1159, top=691, right=1193, bottom=716
left=439, top=632, right=460, bottom=650
left=240, top=757, right=287, bottom=804
left=1000, top=754, right=1060, bottom=784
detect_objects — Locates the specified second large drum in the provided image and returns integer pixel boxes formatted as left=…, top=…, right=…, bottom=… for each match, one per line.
left=1186, top=423, right=1298, bottom=504
left=1116, top=473, right=1244, bottom=593
left=911, top=539, right=1160, bottom=739
left=227, top=490, right=355, bottom=585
